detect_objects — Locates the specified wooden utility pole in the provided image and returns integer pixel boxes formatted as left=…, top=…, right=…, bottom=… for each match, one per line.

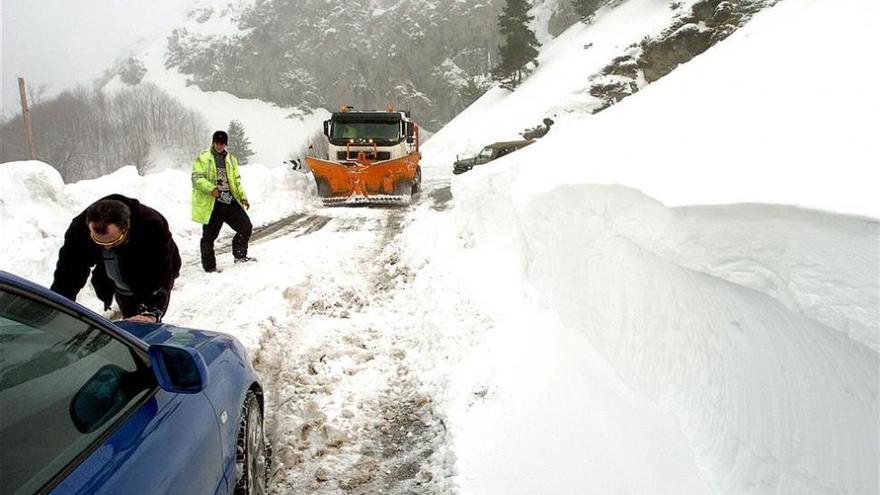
left=18, top=77, right=37, bottom=160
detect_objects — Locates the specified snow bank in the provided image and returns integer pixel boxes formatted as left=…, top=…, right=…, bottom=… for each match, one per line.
left=453, top=179, right=877, bottom=492
left=412, top=0, right=879, bottom=493
left=0, top=159, right=315, bottom=288
left=0, top=161, right=73, bottom=282
left=400, top=204, right=712, bottom=494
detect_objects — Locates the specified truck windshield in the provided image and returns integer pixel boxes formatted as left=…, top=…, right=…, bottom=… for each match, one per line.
left=331, top=122, right=400, bottom=143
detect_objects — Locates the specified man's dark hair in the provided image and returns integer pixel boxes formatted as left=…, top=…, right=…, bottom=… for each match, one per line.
left=212, top=130, right=228, bottom=144
left=86, top=199, right=131, bottom=234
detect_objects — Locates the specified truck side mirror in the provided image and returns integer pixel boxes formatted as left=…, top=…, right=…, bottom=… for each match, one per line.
left=405, top=122, right=414, bottom=144
left=323, top=120, right=330, bottom=137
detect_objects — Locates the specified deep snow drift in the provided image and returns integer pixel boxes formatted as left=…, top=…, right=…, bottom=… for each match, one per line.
left=415, top=0, right=879, bottom=493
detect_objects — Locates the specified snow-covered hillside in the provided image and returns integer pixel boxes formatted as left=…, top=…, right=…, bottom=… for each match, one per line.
left=102, top=5, right=329, bottom=171
left=416, top=0, right=879, bottom=493
left=426, top=0, right=879, bottom=217
left=0, top=0, right=877, bottom=494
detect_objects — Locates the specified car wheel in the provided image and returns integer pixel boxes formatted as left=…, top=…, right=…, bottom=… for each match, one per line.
left=235, top=391, right=268, bottom=495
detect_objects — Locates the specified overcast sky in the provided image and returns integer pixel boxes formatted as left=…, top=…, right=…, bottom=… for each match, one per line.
left=1, top=0, right=191, bottom=118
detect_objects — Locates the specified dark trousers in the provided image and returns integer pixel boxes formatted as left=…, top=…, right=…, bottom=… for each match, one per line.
left=115, top=287, right=172, bottom=319
left=200, top=201, right=253, bottom=270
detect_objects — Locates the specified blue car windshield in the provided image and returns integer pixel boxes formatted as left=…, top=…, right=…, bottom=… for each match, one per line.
left=0, top=289, right=152, bottom=494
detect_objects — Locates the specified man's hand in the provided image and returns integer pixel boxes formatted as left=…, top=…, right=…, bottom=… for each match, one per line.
left=125, top=314, right=158, bottom=323
left=211, top=188, right=221, bottom=198
left=242, top=199, right=250, bottom=209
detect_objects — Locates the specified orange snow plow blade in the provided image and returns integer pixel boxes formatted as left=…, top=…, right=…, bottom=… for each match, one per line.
left=306, top=152, right=421, bottom=205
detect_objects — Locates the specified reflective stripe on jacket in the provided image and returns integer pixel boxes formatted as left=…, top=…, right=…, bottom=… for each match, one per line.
left=191, top=148, right=248, bottom=224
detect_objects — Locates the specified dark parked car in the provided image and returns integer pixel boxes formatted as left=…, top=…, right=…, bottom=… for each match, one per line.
left=0, top=270, right=268, bottom=495
left=452, top=140, right=534, bottom=175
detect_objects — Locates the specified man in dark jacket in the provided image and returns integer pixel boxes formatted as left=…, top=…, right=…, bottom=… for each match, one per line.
left=51, top=194, right=181, bottom=322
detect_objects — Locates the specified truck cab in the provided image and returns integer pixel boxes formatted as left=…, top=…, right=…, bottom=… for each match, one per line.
left=324, top=109, right=418, bottom=163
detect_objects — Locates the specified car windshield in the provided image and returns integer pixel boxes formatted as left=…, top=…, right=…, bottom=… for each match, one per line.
left=0, top=289, right=152, bottom=493
left=331, top=122, right=400, bottom=142
left=477, top=147, right=494, bottom=160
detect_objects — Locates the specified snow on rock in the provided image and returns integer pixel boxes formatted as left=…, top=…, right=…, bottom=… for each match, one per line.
left=422, top=0, right=693, bottom=169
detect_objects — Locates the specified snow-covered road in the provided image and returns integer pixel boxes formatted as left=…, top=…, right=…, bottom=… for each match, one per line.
left=170, top=185, right=459, bottom=493
left=253, top=208, right=450, bottom=493
left=1, top=157, right=877, bottom=494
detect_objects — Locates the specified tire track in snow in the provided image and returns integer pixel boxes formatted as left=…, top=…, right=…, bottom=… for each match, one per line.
left=179, top=212, right=333, bottom=269
left=219, top=212, right=332, bottom=255
left=249, top=206, right=454, bottom=494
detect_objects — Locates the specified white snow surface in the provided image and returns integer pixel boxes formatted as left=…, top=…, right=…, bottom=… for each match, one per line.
left=1, top=0, right=878, bottom=494
left=428, top=0, right=879, bottom=218
left=426, top=0, right=878, bottom=493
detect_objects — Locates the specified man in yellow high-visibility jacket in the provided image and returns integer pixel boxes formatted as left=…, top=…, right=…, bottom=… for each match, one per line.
left=191, top=130, right=254, bottom=272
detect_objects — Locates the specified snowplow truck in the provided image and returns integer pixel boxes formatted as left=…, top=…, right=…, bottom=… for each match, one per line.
left=306, top=106, right=422, bottom=205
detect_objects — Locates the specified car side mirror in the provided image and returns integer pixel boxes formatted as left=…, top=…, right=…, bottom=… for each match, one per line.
left=148, top=344, right=208, bottom=394
left=70, top=364, right=130, bottom=433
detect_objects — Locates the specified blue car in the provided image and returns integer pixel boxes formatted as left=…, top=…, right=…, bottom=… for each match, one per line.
left=0, top=271, right=268, bottom=494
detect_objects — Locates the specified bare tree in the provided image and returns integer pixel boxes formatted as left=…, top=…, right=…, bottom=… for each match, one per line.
left=0, top=83, right=208, bottom=182
left=26, top=83, right=50, bottom=106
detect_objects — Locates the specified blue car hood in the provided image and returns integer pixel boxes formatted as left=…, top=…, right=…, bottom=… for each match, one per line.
left=114, top=321, right=248, bottom=370
left=114, top=321, right=221, bottom=347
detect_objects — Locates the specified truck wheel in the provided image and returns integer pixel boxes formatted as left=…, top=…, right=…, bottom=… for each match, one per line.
left=412, top=167, right=422, bottom=195
left=315, top=178, right=331, bottom=198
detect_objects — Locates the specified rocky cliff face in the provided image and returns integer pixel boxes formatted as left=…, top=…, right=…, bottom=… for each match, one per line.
left=164, top=0, right=507, bottom=129
left=589, top=0, right=779, bottom=112
left=159, top=0, right=779, bottom=127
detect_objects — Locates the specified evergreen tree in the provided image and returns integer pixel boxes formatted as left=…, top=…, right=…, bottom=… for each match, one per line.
left=573, top=0, right=604, bottom=23
left=227, top=120, right=254, bottom=165
left=119, top=57, right=147, bottom=86
left=492, top=0, right=540, bottom=90
left=459, top=78, right=486, bottom=109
